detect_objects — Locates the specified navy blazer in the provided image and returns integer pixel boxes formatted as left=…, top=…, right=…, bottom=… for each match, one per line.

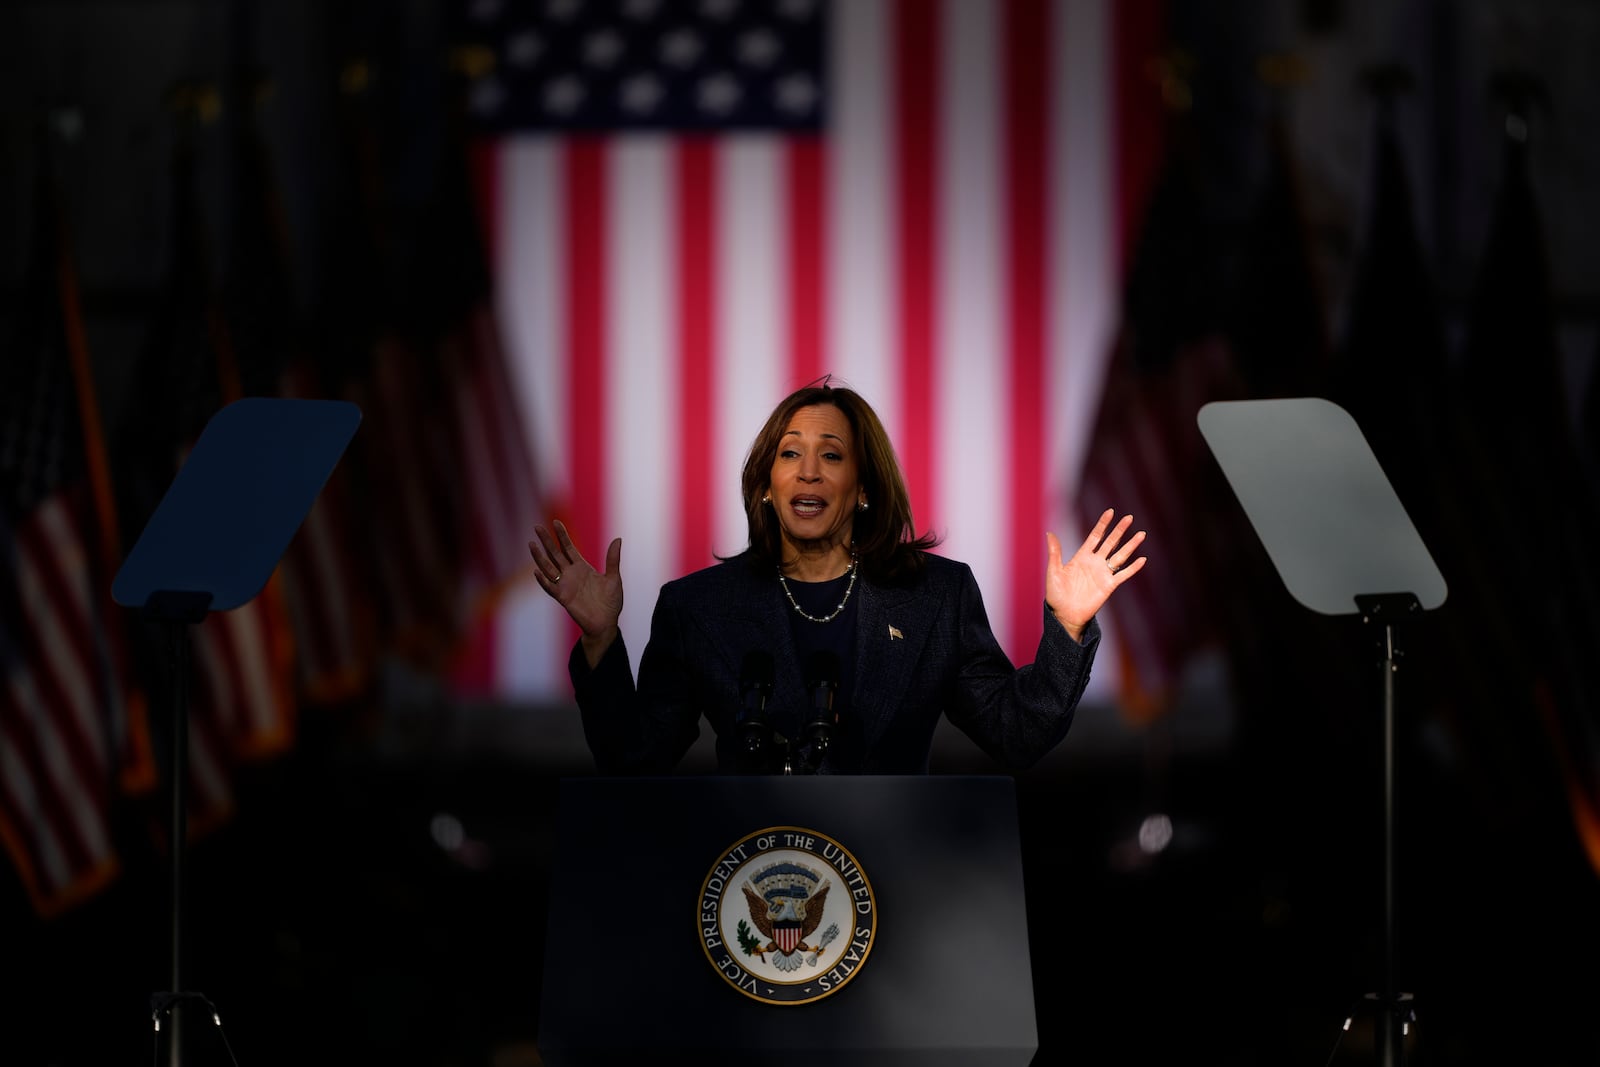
left=570, top=552, right=1100, bottom=774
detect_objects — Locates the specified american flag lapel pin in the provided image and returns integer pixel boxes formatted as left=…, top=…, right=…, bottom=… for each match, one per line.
left=888, top=625, right=903, bottom=640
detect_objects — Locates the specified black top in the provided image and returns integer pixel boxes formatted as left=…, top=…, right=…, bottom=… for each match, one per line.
left=782, top=570, right=859, bottom=770
left=570, top=551, right=1101, bottom=775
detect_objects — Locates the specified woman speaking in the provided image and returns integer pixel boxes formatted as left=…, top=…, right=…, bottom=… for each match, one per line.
left=528, top=380, right=1146, bottom=774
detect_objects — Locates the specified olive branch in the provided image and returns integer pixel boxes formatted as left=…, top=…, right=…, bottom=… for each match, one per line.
left=736, top=919, right=762, bottom=956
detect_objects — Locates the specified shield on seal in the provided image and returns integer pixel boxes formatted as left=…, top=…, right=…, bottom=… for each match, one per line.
left=775, top=920, right=803, bottom=954
left=749, top=861, right=825, bottom=957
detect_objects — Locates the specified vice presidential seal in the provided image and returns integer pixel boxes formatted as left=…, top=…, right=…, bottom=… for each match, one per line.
left=698, top=826, right=876, bottom=1005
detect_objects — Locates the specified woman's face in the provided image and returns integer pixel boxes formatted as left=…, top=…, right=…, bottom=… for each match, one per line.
left=767, top=403, right=864, bottom=558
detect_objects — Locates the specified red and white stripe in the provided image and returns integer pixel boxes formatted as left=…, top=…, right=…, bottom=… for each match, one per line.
left=279, top=479, right=371, bottom=705
left=483, top=0, right=1158, bottom=701
left=362, top=335, right=468, bottom=665
left=448, top=302, right=544, bottom=621
left=184, top=576, right=297, bottom=830
left=277, top=364, right=376, bottom=706
left=149, top=439, right=296, bottom=833
left=1077, top=336, right=1239, bottom=718
left=1, top=489, right=121, bottom=915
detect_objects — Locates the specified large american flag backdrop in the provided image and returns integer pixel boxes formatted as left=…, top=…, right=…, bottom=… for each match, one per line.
left=459, top=0, right=1164, bottom=701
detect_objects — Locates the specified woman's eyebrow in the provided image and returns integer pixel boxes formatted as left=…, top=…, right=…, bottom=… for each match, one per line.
left=781, top=430, right=848, bottom=445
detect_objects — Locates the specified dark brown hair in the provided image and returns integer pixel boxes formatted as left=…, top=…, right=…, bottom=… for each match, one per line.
left=726, top=379, right=941, bottom=582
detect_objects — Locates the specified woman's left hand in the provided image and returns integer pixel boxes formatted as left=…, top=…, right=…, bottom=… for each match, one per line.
left=1045, top=508, right=1147, bottom=642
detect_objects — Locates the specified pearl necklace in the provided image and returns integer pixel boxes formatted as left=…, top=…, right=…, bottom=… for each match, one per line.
left=778, top=555, right=858, bottom=623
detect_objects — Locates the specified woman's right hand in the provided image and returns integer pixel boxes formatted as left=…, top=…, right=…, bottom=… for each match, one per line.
left=530, top=519, right=624, bottom=666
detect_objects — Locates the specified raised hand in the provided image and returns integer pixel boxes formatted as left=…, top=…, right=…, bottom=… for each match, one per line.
left=529, top=519, right=624, bottom=664
left=1044, top=508, right=1147, bottom=641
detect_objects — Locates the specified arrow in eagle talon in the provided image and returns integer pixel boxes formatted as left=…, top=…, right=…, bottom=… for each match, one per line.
left=806, top=923, right=840, bottom=966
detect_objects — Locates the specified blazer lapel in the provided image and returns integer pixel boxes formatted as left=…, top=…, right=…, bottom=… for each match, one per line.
left=852, top=580, right=939, bottom=751
left=706, top=565, right=939, bottom=750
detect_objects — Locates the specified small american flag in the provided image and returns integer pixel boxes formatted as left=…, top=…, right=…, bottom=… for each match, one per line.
left=118, top=124, right=298, bottom=833
left=438, top=82, right=547, bottom=659
left=0, top=164, right=136, bottom=916
left=313, top=65, right=549, bottom=687
left=1075, top=116, right=1233, bottom=717
left=224, top=93, right=382, bottom=708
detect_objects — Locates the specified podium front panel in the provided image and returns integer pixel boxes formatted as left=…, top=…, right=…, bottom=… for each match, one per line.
left=537, top=775, right=1037, bottom=1067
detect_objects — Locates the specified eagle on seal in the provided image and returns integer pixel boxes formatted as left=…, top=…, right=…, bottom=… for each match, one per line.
left=741, top=862, right=832, bottom=973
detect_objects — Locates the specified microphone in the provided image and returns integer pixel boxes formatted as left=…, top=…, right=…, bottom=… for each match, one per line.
left=736, top=650, right=775, bottom=772
left=800, top=650, right=839, bottom=772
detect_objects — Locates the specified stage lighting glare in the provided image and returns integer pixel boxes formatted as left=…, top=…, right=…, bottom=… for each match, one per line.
left=431, top=812, right=466, bottom=851
left=1137, top=813, right=1173, bottom=854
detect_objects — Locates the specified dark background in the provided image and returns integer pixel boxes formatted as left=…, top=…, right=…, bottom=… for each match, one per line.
left=5, top=1, right=1600, bottom=1065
